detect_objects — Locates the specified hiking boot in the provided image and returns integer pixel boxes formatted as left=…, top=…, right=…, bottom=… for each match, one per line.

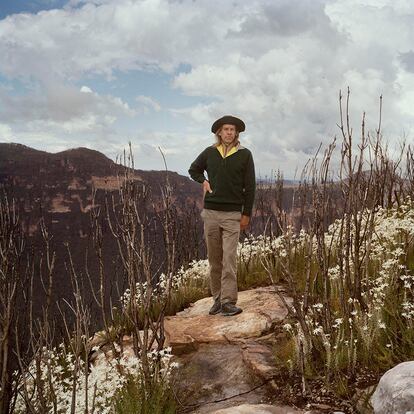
left=221, top=303, right=243, bottom=316
left=208, top=298, right=221, bottom=315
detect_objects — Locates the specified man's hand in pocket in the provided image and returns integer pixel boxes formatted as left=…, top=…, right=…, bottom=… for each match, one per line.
left=203, top=180, right=212, bottom=195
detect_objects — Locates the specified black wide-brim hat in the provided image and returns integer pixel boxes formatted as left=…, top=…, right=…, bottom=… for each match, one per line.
left=211, top=115, right=245, bottom=133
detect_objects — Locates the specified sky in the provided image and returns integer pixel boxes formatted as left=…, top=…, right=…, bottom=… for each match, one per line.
left=1, top=0, right=414, bottom=179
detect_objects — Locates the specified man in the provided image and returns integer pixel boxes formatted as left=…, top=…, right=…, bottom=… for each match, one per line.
left=188, top=115, right=256, bottom=316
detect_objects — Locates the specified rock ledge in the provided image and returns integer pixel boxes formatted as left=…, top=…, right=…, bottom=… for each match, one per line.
left=165, top=287, right=290, bottom=355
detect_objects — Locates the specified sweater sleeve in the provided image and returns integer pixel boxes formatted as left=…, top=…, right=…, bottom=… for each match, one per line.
left=188, top=149, right=208, bottom=183
left=242, top=151, right=256, bottom=216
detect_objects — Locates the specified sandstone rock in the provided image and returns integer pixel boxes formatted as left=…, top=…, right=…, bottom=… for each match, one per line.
left=371, top=361, right=414, bottom=414
left=165, top=287, right=290, bottom=355
left=241, top=342, right=278, bottom=381
left=175, top=343, right=266, bottom=410
left=208, top=403, right=303, bottom=413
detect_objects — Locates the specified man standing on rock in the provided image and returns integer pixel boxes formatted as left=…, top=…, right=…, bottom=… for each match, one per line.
left=188, top=115, right=256, bottom=316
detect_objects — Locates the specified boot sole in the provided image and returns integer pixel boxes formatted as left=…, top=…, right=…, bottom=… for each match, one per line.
left=222, top=309, right=243, bottom=316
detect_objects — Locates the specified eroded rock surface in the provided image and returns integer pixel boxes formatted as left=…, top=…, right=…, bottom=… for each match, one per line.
left=165, top=287, right=290, bottom=355
left=241, top=342, right=279, bottom=382
left=166, top=287, right=309, bottom=413
left=175, top=343, right=267, bottom=411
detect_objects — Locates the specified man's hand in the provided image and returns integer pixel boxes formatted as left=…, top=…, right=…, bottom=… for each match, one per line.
left=203, top=180, right=212, bottom=195
left=240, top=215, right=250, bottom=231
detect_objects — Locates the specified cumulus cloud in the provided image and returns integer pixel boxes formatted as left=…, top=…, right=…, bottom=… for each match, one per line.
left=0, top=82, right=138, bottom=157
left=123, top=130, right=208, bottom=172
left=232, top=0, right=340, bottom=42
left=136, top=95, right=161, bottom=112
left=0, top=83, right=134, bottom=125
left=170, top=103, right=217, bottom=126
left=1, top=0, right=414, bottom=177
left=170, top=0, right=414, bottom=174
left=0, top=0, right=229, bottom=81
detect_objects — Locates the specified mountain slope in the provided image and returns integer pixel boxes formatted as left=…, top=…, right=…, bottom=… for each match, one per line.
left=0, top=143, right=203, bottom=313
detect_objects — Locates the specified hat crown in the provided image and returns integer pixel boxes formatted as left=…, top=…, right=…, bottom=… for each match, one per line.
left=211, top=115, right=245, bottom=133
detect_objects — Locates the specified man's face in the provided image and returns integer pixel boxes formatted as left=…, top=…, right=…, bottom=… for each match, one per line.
left=218, top=124, right=237, bottom=146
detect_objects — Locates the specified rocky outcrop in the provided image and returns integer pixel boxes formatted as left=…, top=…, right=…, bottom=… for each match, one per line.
left=164, top=287, right=291, bottom=355
left=241, top=342, right=279, bottom=382
left=176, top=342, right=270, bottom=413
left=90, top=287, right=358, bottom=413
left=371, top=361, right=414, bottom=414
left=167, top=287, right=309, bottom=413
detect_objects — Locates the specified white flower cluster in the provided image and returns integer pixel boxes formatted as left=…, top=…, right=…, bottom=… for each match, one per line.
left=15, top=345, right=176, bottom=414
left=373, top=202, right=414, bottom=250
left=283, top=200, right=414, bottom=366
left=321, top=201, right=414, bottom=309
left=120, top=260, right=209, bottom=309
left=327, top=265, right=341, bottom=280
left=362, top=203, right=414, bottom=321
left=325, top=200, right=414, bottom=259
left=402, top=301, right=414, bottom=320
left=237, top=232, right=297, bottom=262
left=165, top=259, right=209, bottom=291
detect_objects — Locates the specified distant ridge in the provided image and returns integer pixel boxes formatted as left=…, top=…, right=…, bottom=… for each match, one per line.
left=0, top=143, right=195, bottom=181
left=0, top=142, right=201, bottom=213
left=0, top=143, right=117, bottom=177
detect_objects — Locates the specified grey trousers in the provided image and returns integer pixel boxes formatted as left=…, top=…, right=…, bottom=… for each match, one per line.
left=201, top=209, right=241, bottom=304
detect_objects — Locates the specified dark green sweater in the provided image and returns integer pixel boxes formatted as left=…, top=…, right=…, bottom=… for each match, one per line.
left=188, top=145, right=256, bottom=216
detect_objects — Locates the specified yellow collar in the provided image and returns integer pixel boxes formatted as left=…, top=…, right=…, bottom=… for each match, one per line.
left=217, top=144, right=238, bottom=158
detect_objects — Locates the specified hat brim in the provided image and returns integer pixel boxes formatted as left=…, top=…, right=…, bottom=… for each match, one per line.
left=211, top=116, right=245, bottom=133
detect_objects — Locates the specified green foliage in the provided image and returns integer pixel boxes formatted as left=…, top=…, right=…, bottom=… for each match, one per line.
left=166, top=279, right=209, bottom=315
left=237, top=260, right=273, bottom=290
left=113, top=376, right=176, bottom=414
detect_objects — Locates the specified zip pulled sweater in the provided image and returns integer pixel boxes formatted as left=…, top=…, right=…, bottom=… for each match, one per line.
left=188, top=144, right=256, bottom=216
